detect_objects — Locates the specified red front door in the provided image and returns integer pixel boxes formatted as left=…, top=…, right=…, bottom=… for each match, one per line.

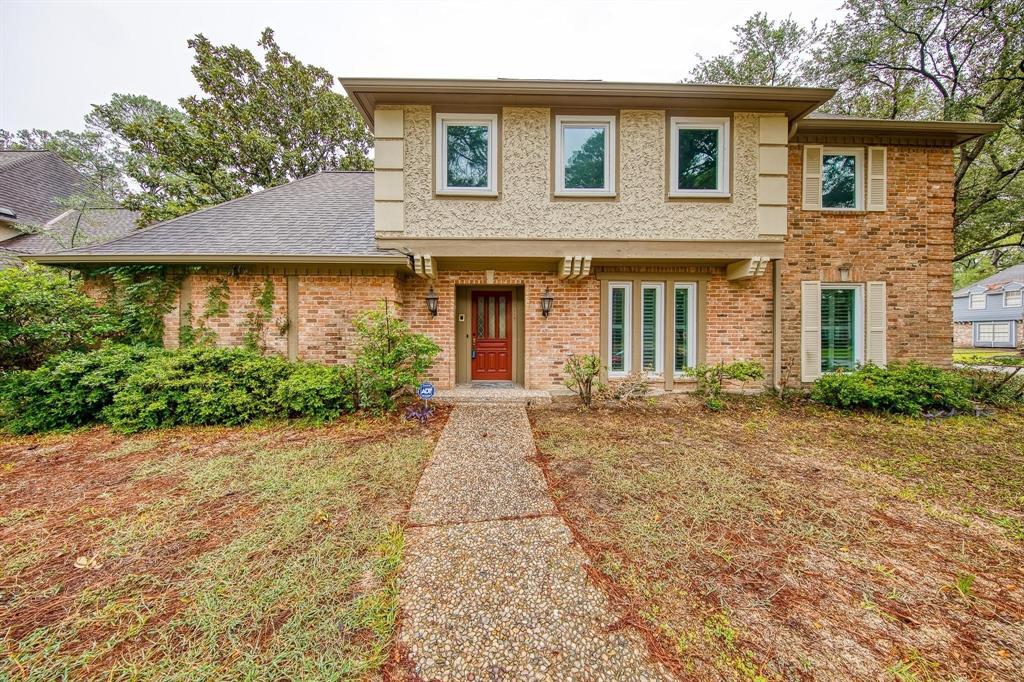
left=471, top=291, right=513, bottom=381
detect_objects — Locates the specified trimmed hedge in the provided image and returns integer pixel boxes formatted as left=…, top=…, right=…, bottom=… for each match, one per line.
left=810, top=362, right=973, bottom=416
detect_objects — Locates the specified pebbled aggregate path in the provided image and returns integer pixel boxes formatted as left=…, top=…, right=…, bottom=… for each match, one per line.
left=396, top=403, right=669, bottom=680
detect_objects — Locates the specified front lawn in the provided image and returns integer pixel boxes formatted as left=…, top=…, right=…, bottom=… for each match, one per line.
left=1, top=412, right=445, bottom=680
left=530, top=398, right=1024, bottom=680
left=953, top=348, right=1019, bottom=364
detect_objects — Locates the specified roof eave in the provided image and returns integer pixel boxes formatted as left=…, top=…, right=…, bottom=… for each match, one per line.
left=794, top=118, right=1002, bottom=146
left=26, top=253, right=411, bottom=266
left=340, top=77, right=836, bottom=126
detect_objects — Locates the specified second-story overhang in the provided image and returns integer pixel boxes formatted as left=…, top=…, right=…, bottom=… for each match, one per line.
left=340, top=77, right=836, bottom=126
left=794, top=116, right=1002, bottom=147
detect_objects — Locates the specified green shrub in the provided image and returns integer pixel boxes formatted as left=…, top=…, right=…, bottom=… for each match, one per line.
left=0, top=264, right=110, bottom=371
left=104, top=346, right=293, bottom=432
left=274, top=363, right=356, bottom=422
left=955, top=366, right=1024, bottom=407
left=564, top=353, right=602, bottom=407
left=351, top=305, right=440, bottom=412
left=684, top=360, right=764, bottom=411
left=811, top=362, right=972, bottom=416
left=0, top=344, right=157, bottom=434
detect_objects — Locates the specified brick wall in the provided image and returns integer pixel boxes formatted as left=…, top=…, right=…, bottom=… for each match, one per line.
left=782, top=145, right=955, bottom=384
left=953, top=322, right=972, bottom=348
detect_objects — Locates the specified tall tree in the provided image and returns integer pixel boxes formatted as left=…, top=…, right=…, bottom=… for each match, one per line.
left=690, top=13, right=817, bottom=87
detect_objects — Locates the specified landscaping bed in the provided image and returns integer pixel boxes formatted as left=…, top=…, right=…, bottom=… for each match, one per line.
left=1, top=409, right=447, bottom=680
left=530, top=397, right=1024, bottom=680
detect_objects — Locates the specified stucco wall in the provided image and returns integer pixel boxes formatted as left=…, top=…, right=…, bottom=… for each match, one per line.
left=399, top=106, right=765, bottom=240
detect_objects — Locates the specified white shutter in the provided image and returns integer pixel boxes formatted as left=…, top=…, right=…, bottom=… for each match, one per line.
left=801, top=281, right=822, bottom=382
left=865, top=281, right=888, bottom=366
left=802, top=145, right=823, bottom=211
left=867, top=146, right=887, bottom=211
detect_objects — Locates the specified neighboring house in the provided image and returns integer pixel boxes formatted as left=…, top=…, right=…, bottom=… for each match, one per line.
left=952, top=263, right=1024, bottom=349
left=31, top=79, right=999, bottom=390
left=0, top=150, right=139, bottom=266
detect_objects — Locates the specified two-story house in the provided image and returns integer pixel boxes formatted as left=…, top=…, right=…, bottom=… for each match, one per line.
left=953, top=263, right=1024, bottom=349
left=31, top=79, right=999, bottom=390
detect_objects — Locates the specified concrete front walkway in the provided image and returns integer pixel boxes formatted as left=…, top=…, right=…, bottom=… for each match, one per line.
left=396, top=403, right=668, bottom=680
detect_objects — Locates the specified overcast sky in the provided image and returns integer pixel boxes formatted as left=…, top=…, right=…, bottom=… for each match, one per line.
left=1, top=0, right=845, bottom=132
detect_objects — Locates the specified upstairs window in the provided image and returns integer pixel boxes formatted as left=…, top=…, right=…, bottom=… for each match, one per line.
left=1004, top=290, right=1022, bottom=307
left=969, top=293, right=987, bottom=310
left=436, top=113, right=497, bottom=195
left=555, top=115, right=615, bottom=196
left=821, top=147, right=864, bottom=210
left=669, top=117, right=729, bottom=197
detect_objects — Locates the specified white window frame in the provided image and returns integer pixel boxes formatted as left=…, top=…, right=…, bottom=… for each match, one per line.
left=673, top=282, right=698, bottom=376
left=821, top=147, right=865, bottom=211
left=435, top=112, right=498, bottom=196
left=1003, top=290, right=1022, bottom=307
left=639, top=282, right=664, bottom=376
left=820, top=283, right=864, bottom=371
left=608, top=282, right=632, bottom=377
left=554, top=115, right=616, bottom=197
left=669, top=116, right=730, bottom=198
left=969, top=292, right=987, bottom=310
left=976, top=321, right=1012, bottom=345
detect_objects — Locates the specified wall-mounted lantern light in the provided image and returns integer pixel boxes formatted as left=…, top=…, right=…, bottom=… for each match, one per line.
left=425, top=288, right=439, bottom=316
left=838, top=266, right=851, bottom=282
left=540, top=288, right=554, bottom=317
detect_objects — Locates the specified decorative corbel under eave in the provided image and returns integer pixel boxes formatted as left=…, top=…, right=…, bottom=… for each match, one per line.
left=410, top=253, right=435, bottom=279
left=558, top=256, right=592, bottom=280
left=726, top=256, right=771, bottom=281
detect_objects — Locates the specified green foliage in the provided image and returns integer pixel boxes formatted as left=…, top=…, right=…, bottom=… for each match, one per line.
left=684, top=361, right=765, bottom=411
left=350, top=304, right=441, bottom=412
left=104, top=346, right=293, bottom=432
left=811, top=362, right=974, bottom=415
left=0, top=344, right=157, bottom=435
left=0, top=265, right=107, bottom=371
left=955, top=366, right=1024, bottom=407
left=87, top=265, right=182, bottom=346
left=274, top=363, right=356, bottom=422
left=180, top=276, right=229, bottom=347
left=690, top=12, right=817, bottom=87
left=243, top=278, right=278, bottom=352
left=564, top=353, right=603, bottom=407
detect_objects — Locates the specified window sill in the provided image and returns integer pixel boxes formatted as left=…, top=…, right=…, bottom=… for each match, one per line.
left=667, top=191, right=731, bottom=200
left=554, top=190, right=616, bottom=198
left=435, top=189, right=499, bottom=198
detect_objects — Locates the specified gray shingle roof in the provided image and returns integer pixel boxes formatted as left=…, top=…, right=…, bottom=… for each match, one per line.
left=40, top=171, right=399, bottom=262
left=0, top=208, right=141, bottom=254
left=953, top=263, right=1024, bottom=297
left=0, top=150, right=84, bottom=225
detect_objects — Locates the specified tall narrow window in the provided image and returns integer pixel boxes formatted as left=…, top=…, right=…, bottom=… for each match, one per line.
left=555, top=115, right=615, bottom=196
left=436, top=113, right=497, bottom=195
left=669, top=117, right=729, bottom=197
left=674, top=283, right=697, bottom=373
left=821, top=286, right=862, bottom=372
left=609, top=283, right=631, bottom=375
left=641, top=283, right=663, bottom=374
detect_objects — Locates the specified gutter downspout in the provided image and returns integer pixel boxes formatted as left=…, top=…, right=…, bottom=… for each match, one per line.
left=773, top=258, right=783, bottom=392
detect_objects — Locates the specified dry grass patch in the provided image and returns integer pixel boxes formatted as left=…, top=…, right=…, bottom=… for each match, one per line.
left=530, top=397, right=1024, bottom=680
left=0, top=409, right=447, bottom=681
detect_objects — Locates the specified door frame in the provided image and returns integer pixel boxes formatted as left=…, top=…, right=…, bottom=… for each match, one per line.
left=455, top=285, right=525, bottom=386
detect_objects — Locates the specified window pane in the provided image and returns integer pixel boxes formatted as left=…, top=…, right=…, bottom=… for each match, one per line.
left=610, top=287, right=627, bottom=372
left=499, top=296, right=506, bottom=338
left=677, top=128, right=719, bottom=190
left=822, top=154, right=857, bottom=208
left=476, top=299, right=484, bottom=337
left=487, top=296, right=495, bottom=337
left=1006, top=291, right=1021, bottom=306
left=641, top=287, right=659, bottom=372
left=821, top=289, right=856, bottom=372
left=563, top=125, right=606, bottom=189
left=445, top=124, right=489, bottom=188
left=674, top=287, right=689, bottom=372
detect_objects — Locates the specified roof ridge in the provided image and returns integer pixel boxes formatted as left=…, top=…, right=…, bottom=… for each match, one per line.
left=54, top=173, right=332, bottom=256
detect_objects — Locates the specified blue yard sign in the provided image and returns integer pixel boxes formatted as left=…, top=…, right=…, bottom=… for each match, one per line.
left=417, top=382, right=436, bottom=401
